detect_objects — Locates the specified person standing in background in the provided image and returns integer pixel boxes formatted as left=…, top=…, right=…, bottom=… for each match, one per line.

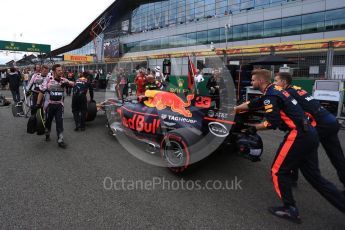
left=8, top=67, right=21, bottom=102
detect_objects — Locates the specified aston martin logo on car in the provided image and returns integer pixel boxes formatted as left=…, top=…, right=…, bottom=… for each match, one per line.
left=208, top=122, right=229, bottom=137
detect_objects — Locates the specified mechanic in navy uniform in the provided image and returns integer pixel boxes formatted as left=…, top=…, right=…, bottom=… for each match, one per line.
left=72, top=72, right=94, bottom=131
left=206, top=69, right=226, bottom=109
left=274, top=72, right=345, bottom=191
left=234, top=69, right=345, bottom=223
left=145, top=74, right=163, bottom=91
left=36, top=64, right=74, bottom=148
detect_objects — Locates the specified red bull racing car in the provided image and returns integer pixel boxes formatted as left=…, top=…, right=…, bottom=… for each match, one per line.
left=102, top=87, right=263, bottom=173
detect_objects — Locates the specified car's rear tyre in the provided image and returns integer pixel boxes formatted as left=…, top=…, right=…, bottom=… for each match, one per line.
left=161, top=133, right=190, bottom=174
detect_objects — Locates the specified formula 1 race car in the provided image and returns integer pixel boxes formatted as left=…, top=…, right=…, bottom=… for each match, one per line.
left=101, top=88, right=263, bottom=173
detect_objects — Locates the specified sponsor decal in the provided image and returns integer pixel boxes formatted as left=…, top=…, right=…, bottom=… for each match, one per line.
left=305, top=96, right=314, bottom=101
left=264, top=104, right=273, bottom=110
left=161, top=114, right=197, bottom=124
left=163, top=121, right=177, bottom=127
left=195, top=96, right=211, bottom=109
left=282, top=91, right=291, bottom=98
left=208, top=122, right=229, bottom=137
left=208, top=110, right=215, bottom=118
left=64, top=54, right=93, bottom=62
left=274, top=85, right=283, bottom=91
left=297, top=90, right=307, bottom=96
left=207, top=110, right=228, bottom=119
left=122, top=114, right=160, bottom=134
left=144, top=90, right=194, bottom=117
left=215, top=112, right=229, bottom=119
left=263, top=100, right=271, bottom=106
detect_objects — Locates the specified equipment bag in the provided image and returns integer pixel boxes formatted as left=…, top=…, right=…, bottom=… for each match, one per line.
left=11, top=101, right=24, bottom=117
left=27, top=115, right=37, bottom=134
left=36, top=108, right=46, bottom=135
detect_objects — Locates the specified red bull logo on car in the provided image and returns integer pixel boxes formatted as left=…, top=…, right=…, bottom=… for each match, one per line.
left=144, top=90, right=194, bottom=117
left=122, top=114, right=160, bottom=134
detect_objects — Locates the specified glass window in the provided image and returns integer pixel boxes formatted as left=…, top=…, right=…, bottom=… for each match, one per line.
left=302, top=12, right=325, bottom=33
left=208, top=28, right=220, bottom=43
left=195, top=4, right=205, bottom=20
left=325, top=18, right=345, bottom=31
left=219, top=27, right=226, bottom=43
left=186, top=0, right=195, bottom=21
left=169, top=35, right=178, bottom=48
left=282, top=16, right=301, bottom=35
left=282, top=16, right=301, bottom=27
left=233, top=24, right=247, bottom=40
left=264, top=19, right=281, bottom=29
left=228, top=0, right=240, bottom=13
left=187, top=32, right=197, bottom=46
left=270, top=0, right=283, bottom=3
left=325, top=8, right=345, bottom=31
left=264, top=19, right=281, bottom=37
left=255, top=0, right=269, bottom=7
left=302, top=12, right=324, bottom=24
left=205, top=0, right=216, bottom=17
left=247, top=22, right=263, bottom=39
left=161, top=37, right=169, bottom=49
left=197, top=31, right=208, bottom=45
left=176, top=34, right=187, bottom=47
left=325, top=8, right=345, bottom=20
left=241, top=0, right=254, bottom=10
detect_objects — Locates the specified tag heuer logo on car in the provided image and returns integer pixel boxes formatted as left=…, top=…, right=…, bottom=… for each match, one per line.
left=161, top=114, right=167, bottom=120
left=208, top=122, right=229, bottom=137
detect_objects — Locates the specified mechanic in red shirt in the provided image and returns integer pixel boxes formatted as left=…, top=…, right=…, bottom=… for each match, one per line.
left=134, top=68, right=146, bottom=96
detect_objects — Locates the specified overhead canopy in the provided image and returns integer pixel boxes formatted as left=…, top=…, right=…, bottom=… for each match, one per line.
left=248, top=54, right=296, bottom=65
left=48, top=0, right=164, bottom=57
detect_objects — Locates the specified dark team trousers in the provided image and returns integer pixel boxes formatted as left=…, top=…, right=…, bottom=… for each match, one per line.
left=11, top=88, right=20, bottom=102
left=291, top=117, right=345, bottom=188
left=272, top=128, right=345, bottom=213
left=317, top=117, right=345, bottom=187
left=30, top=92, right=38, bottom=115
left=66, top=86, right=72, bottom=96
left=45, top=104, right=64, bottom=136
left=72, top=94, right=87, bottom=129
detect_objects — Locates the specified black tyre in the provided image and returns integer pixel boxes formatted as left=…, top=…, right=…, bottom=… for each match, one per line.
left=160, top=133, right=191, bottom=174
left=86, top=101, right=97, bottom=122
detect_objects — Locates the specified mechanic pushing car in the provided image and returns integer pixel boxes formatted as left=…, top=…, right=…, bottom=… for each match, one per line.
left=72, top=71, right=94, bottom=132
left=35, top=64, right=75, bottom=148
left=234, top=69, right=345, bottom=223
left=274, top=72, right=345, bottom=190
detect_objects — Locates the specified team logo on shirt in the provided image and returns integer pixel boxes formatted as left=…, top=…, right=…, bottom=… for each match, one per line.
left=263, top=99, right=271, bottom=106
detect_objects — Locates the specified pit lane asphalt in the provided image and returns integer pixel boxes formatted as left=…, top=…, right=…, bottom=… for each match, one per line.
left=0, top=90, right=344, bottom=229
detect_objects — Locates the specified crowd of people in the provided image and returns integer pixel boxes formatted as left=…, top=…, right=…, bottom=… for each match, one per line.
left=2, top=64, right=344, bottom=223
left=1, top=64, right=95, bottom=148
